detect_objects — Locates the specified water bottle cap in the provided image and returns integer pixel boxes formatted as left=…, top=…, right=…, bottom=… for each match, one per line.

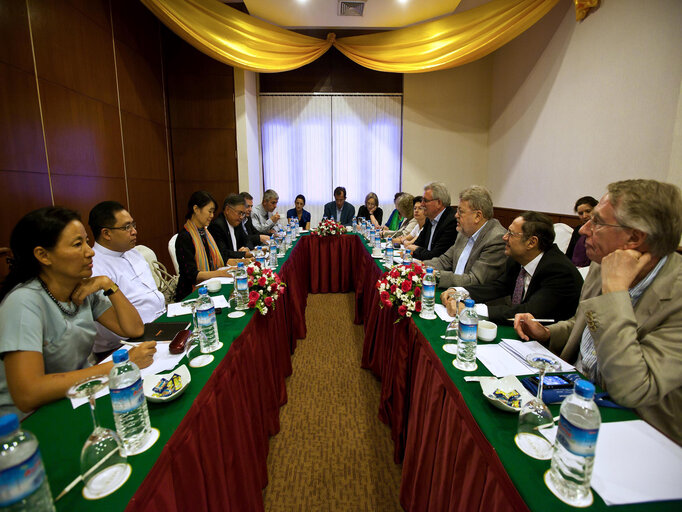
left=198, top=286, right=208, bottom=295
left=112, top=349, right=130, bottom=364
left=0, top=413, right=19, bottom=436
left=237, top=262, right=244, bottom=268
left=463, top=299, right=474, bottom=307
left=256, top=246, right=261, bottom=250
left=426, top=267, right=433, bottom=273
left=574, top=379, right=595, bottom=399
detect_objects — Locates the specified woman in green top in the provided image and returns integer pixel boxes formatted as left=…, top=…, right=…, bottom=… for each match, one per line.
left=383, top=192, right=405, bottom=231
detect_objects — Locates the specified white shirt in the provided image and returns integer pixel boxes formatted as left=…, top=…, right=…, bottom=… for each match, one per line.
left=92, top=242, right=166, bottom=352
left=521, top=252, right=543, bottom=299
left=454, top=221, right=487, bottom=275
left=227, top=221, right=238, bottom=252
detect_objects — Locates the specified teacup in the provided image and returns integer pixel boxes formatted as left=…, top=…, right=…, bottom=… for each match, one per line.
left=206, top=279, right=222, bottom=293
left=478, top=320, right=497, bottom=342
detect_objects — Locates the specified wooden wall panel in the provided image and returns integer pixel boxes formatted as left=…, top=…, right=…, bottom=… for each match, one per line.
left=39, top=79, right=124, bottom=177
left=0, top=171, right=52, bottom=242
left=28, top=0, right=116, bottom=105
left=115, top=41, right=165, bottom=124
left=50, top=174, right=127, bottom=223
left=493, top=206, right=580, bottom=231
left=163, top=28, right=238, bottom=229
left=0, top=0, right=34, bottom=72
left=120, top=113, right=169, bottom=181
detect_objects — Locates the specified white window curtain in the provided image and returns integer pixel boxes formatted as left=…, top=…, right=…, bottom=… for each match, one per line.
left=260, top=94, right=402, bottom=226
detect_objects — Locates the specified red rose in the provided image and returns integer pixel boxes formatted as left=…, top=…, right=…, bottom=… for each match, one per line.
left=380, top=290, right=390, bottom=302
left=415, top=301, right=422, bottom=312
left=390, top=284, right=397, bottom=294
left=264, top=296, right=273, bottom=306
left=258, top=277, right=267, bottom=287
left=383, top=299, right=393, bottom=307
left=414, top=286, right=421, bottom=298
left=278, top=285, right=285, bottom=294
left=247, top=280, right=253, bottom=288
left=398, top=305, right=407, bottom=316
left=270, top=283, right=278, bottom=291
left=246, top=266, right=254, bottom=275
left=413, top=264, right=423, bottom=275
left=254, top=261, right=261, bottom=268
left=401, top=280, right=412, bottom=292
left=390, top=268, right=400, bottom=279
left=249, top=290, right=260, bottom=301
left=247, top=300, right=256, bottom=308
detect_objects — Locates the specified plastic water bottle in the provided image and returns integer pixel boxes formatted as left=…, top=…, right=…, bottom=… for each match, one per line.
left=374, top=230, right=381, bottom=250
left=351, top=216, right=357, bottom=233
left=420, top=267, right=436, bottom=320
left=454, top=299, right=478, bottom=371
left=234, top=262, right=249, bottom=310
left=384, top=237, right=394, bottom=266
left=0, top=414, right=54, bottom=512
left=196, top=286, right=220, bottom=352
left=109, top=350, right=152, bottom=454
left=403, top=248, right=412, bottom=264
left=254, top=245, right=266, bottom=267
left=545, top=380, right=601, bottom=507
left=269, top=237, right=278, bottom=268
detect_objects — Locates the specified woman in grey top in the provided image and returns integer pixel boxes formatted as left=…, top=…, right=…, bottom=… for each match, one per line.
left=0, top=207, right=156, bottom=416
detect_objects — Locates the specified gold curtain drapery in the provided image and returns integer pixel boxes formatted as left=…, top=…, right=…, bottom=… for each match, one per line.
left=141, top=0, right=560, bottom=73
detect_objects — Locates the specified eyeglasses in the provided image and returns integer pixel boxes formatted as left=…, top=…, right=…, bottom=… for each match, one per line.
left=504, top=229, right=524, bottom=238
left=585, top=214, right=630, bottom=231
left=456, top=208, right=478, bottom=216
left=228, top=206, right=246, bottom=218
left=421, top=198, right=436, bottom=203
left=107, top=222, right=136, bottom=232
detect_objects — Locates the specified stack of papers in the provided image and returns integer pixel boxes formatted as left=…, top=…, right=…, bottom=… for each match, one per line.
left=167, top=295, right=230, bottom=317
left=476, top=339, right=574, bottom=377
left=540, top=420, right=682, bottom=505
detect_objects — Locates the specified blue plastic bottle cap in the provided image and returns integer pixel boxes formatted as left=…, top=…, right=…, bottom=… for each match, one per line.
left=0, top=413, right=19, bottom=437
left=238, top=262, right=244, bottom=268
left=575, top=379, right=595, bottom=399
left=112, top=349, right=130, bottom=364
left=426, top=268, right=433, bottom=273
left=463, top=299, right=474, bottom=308
left=198, top=286, right=208, bottom=295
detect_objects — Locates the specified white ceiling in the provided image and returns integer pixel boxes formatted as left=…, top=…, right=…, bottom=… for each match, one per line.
left=223, top=0, right=492, bottom=29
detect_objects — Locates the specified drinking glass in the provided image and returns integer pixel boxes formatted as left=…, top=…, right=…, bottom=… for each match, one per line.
left=182, top=299, right=214, bottom=367
left=66, top=376, right=129, bottom=499
left=515, top=353, right=561, bottom=459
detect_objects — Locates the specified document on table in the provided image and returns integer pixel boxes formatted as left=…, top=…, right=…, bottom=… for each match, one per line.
left=435, top=304, right=456, bottom=323
left=540, top=420, right=682, bottom=505
left=199, top=276, right=233, bottom=285
left=70, top=344, right=186, bottom=409
left=167, top=295, right=230, bottom=317
left=476, top=339, right=574, bottom=377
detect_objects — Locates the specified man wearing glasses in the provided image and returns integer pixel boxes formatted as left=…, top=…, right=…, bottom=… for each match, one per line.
left=406, top=182, right=459, bottom=260
left=423, top=185, right=507, bottom=289
left=445, top=211, right=583, bottom=324
left=89, top=201, right=165, bottom=357
left=208, top=194, right=253, bottom=262
left=515, top=180, right=682, bottom=445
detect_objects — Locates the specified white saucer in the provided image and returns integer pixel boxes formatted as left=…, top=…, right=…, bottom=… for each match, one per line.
left=442, top=343, right=458, bottom=354
left=126, top=427, right=160, bottom=456
left=189, top=354, right=214, bottom=368
left=82, top=463, right=131, bottom=500
left=228, top=311, right=246, bottom=318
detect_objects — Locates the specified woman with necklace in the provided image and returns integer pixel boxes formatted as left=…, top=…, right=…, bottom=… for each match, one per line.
left=0, top=207, right=154, bottom=417
left=174, top=191, right=238, bottom=301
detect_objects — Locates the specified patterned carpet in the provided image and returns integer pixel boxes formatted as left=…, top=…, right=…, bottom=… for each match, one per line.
left=262, top=293, right=403, bottom=512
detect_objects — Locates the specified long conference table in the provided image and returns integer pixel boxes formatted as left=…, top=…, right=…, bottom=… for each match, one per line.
left=24, top=233, right=679, bottom=511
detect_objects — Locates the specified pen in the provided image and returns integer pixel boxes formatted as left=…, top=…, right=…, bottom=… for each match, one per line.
left=507, top=318, right=554, bottom=323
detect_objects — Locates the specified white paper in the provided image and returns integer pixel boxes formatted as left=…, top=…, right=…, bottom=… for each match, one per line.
left=70, top=344, right=186, bottom=408
left=540, top=420, right=682, bottom=505
left=435, top=304, right=456, bottom=323
left=167, top=295, right=230, bottom=317
left=475, top=340, right=573, bottom=377
left=198, top=276, right=233, bottom=285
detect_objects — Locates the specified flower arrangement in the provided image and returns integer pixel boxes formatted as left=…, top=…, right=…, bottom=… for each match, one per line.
left=376, top=262, right=426, bottom=321
left=312, top=218, right=347, bottom=237
left=245, top=261, right=286, bottom=315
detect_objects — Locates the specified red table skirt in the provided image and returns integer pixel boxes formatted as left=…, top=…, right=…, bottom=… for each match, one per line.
left=127, top=235, right=526, bottom=511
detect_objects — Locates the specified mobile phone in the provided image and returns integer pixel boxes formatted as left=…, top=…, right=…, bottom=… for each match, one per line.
left=528, top=374, right=573, bottom=389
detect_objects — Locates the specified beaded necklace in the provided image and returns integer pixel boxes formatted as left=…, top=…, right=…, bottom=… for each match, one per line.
left=38, top=278, right=79, bottom=317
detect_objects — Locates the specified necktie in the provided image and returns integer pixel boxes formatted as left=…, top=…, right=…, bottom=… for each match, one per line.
left=511, top=267, right=527, bottom=304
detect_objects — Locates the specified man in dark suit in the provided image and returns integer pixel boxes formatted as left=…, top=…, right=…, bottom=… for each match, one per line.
left=240, top=191, right=269, bottom=248
left=209, top=194, right=252, bottom=261
left=323, top=186, right=355, bottom=226
left=406, top=182, right=458, bottom=260
left=444, top=211, right=583, bottom=324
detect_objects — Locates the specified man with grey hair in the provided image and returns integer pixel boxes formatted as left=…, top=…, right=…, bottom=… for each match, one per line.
left=515, top=179, right=682, bottom=445
left=406, top=182, right=458, bottom=260
left=423, top=185, right=507, bottom=289
left=252, top=189, right=280, bottom=234
left=240, top=191, right=270, bottom=246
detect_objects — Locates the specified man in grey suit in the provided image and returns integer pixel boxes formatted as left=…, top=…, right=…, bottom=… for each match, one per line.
left=422, top=185, right=506, bottom=289
left=323, top=186, right=355, bottom=226
left=515, top=179, right=682, bottom=445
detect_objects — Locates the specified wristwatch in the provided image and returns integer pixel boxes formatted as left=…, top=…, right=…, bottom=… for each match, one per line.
left=103, top=283, right=119, bottom=296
